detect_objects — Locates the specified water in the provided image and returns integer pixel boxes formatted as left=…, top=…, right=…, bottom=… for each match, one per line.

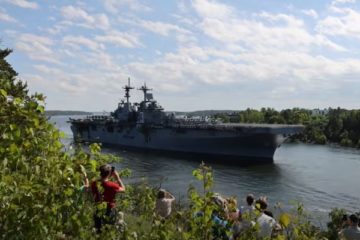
left=51, top=115, right=360, bottom=221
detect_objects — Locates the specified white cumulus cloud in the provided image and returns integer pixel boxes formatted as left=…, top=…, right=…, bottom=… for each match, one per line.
left=15, top=33, right=60, bottom=64
left=317, top=8, right=360, bottom=39
left=60, top=5, right=110, bottom=30
left=5, top=0, right=38, bottom=9
left=103, top=0, right=151, bottom=13
left=63, top=35, right=105, bottom=51
left=302, top=9, right=319, bottom=19
left=95, top=31, right=142, bottom=48
left=0, top=8, right=17, bottom=22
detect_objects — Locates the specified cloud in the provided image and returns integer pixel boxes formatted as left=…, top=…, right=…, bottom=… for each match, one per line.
left=316, top=8, right=360, bottom=39
left=302, top=9, right=319, bottom=19
left=32, top=65, right=95, bottom=94
left=5, top=0, right=38, bottom=9
left=191, top=0, right=345, bottom=52
left=103, top=0, right=151, bottom=13
left=192, top=0, right=233, bottom=19
left=63, top=35, right=105, bottom=51
left=118, top=17, right=191, bottom=36
left=123, top=43, right=360, bottom=101
left=117, top=16, right=194, bottom=45
left=95, top=31, right=142, bottom=48
left=33, top=64, right=62, bottom=75
left=60, top=5, right=110, bottom=30
left=331, top=0, right=356, bottom=5
left=0, top=8, right=17, bottom=22
left=138, top=20, right=191, bottom=36
left=5, top=0, right=360, bottom=110
left=15, top=33, right=60, bottom=63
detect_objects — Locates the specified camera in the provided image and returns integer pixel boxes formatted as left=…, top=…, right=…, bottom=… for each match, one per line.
left=111, top=166, right=115, bottom=173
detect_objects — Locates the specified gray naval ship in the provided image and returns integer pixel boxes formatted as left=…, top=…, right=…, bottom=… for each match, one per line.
left=69, top=80, right=304, bottom=164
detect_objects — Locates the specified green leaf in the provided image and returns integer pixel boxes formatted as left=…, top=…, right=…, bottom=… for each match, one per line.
left=36, top=105, right=44, bottom=113
left=9, top=143, right=18, bottom=153
left=59, top=131, right=65, bottom=138
left=33, top=118, right=39, bottom=127
left=64, top=188, right=74, bottom=197
left=14, top=97, right=22, bottom=105
left=90, top=160, right=97, bottom=172
left=0, top=89, right=7, bottom=97
left=9, top=124, right=16, bottom=131
left=279, top=213, right=291, bottom=227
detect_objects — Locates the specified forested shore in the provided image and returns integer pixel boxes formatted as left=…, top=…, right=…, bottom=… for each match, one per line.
left=215, top=108, right=360, bottom=148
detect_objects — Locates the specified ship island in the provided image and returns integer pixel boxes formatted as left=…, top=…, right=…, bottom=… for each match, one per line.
left=69, top=79, right=304, bottom=164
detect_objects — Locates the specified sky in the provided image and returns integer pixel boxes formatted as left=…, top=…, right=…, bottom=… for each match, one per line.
left=1, top=0, right=360, bottom=111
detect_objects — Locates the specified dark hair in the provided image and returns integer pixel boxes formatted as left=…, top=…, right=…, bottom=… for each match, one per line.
left=99, top=164, right=112, bottom=178
left=349, top=214, right=359, bottom=224
left=256, top=199, right=268, bottom=211
left=157, top=189, right=166, bottom=199
left=264, top=210, right=273, bottom=218
left=246, top=194, right=255, bottom=206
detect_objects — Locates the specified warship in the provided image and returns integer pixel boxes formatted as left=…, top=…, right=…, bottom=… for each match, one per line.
left=69, top=79, right=304, bottom=164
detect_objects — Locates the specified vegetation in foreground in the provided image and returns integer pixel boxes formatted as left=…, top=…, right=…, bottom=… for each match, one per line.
left=0, top=48, right=357, bottom=239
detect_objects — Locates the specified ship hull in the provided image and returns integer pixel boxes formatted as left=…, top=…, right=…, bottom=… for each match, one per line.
left=70, top=121, right=299, bottom=164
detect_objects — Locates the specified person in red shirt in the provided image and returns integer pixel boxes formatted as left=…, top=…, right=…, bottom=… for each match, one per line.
left=91, top=164, right=125, bottom=233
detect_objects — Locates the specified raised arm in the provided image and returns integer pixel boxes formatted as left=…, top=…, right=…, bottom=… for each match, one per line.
left=113, top=170, right=126, bottom=192
left=166, top=191, right=175, bottom=201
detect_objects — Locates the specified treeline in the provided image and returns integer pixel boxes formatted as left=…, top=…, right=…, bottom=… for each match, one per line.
left=45, top=110, right=91, bottom=116
left=215, top=108, right=360, bottom=147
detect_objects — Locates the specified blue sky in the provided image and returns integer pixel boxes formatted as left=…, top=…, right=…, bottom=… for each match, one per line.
left=1, top=0, right=360, bottom=111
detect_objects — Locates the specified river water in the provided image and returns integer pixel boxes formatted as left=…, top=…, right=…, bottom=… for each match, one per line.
left=51, top=115, right=360, bottom=222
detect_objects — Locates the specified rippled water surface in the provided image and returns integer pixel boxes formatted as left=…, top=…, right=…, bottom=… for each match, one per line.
left=51, top=115, right=360, bottom=220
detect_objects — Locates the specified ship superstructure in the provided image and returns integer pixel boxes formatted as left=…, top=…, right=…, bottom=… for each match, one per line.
left=69, top=79, right=304, bottom=163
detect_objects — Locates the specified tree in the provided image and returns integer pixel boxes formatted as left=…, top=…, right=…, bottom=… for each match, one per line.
left=0, top=48, right=117, bottom=239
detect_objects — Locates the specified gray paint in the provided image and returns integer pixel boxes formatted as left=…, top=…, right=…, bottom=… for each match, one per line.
left=69, top=83, right=303, bottom=163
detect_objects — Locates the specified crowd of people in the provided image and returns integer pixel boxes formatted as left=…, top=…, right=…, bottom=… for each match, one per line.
left=83, top=164, right=360, bottom=239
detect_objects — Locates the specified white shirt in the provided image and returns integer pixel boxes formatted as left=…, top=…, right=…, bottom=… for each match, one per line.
left=257, top=213, right=276, bottom=238
left=340, top=226, right=360, bottom=240
left=241, top=205, right=255, bottom=215
left=155, top=198, right=174, bottom=218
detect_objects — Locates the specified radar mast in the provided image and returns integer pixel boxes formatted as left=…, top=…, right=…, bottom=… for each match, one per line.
left=123, top=77, right=134, bottom=110
left=138, top=83, right=153, bottom=102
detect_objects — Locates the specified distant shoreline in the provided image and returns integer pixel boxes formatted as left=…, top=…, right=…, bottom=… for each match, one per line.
left=45, top=110, right=92, bottom=116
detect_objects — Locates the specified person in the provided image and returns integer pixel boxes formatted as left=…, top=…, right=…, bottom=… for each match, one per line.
left=256, top=198, right=277, bottom=238
left=91, top=164, right=126, bottom=233
left=227, top=197, right=240, bottom=221
left=116, top=211, right=127, bottom=233
left=241, top=194, right=255, bottom=217
left=339, top=214, right=360, bottom=240
left=155, top=189, right=175, bottom=218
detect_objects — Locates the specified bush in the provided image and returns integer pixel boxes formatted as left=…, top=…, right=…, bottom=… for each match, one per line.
left=0, top=48, right=122, bottom=239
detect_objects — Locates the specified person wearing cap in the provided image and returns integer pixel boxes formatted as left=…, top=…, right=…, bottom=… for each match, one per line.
left=339, top=214, right=360, bottom=240
left=91, top=164, right=126, bottom=233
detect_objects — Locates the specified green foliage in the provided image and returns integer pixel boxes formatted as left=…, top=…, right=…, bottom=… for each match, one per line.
left=215, top=107, right=360, bottom=148
left=0, top=48, right=121, bottom=239
left=326, top=208, right=347, bottom=240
